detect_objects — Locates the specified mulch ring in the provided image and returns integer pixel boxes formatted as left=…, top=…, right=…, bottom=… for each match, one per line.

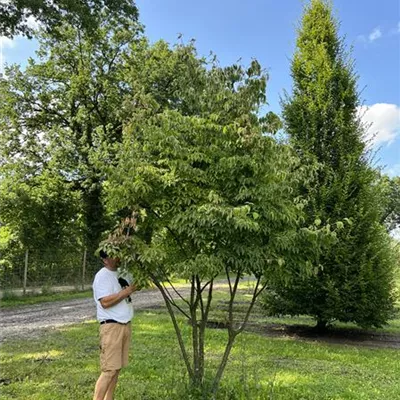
left=206, top=319, right=400, bottom=349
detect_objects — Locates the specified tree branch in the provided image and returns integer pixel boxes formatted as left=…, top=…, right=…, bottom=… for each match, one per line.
left=200, top=273, right=218, bottom=293
left=196, top=275, right=205, bottom=320
left=225, top=266, right=232, bottom=296
left=159, top=267, right=191, bottom=306
left=160, top=281, right=191, bottom=319
left=204, top=278, right=214, bottom=323
left=237, top=276, right=266, bottom=334
left=149, top=272, right=194, bottom=379
left=142, top=205, right=190, bottom=258
left=228, top=269, right=241, bottom=328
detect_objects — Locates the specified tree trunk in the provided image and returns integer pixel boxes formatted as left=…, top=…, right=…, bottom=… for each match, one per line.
left=198, top=325, right=205, bottom=385
left=151, top=276, right=194, bottom=381
left=315, top=318, right=328, bottom=332
left=191, top=313, right=201, bottom=387
left=83, top=182, right=106, bottom=255
left=211, top=332, right=237, bottom=396
left=190, top=275, right=205, bottom=389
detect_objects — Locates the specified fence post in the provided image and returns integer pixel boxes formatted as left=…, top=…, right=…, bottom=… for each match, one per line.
left=81, top=248, right=87, bottom=291
left=23, top=249, right=28, bottom=296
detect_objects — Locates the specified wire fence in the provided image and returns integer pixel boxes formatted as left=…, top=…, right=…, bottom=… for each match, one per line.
left=0, top=248, right=101, bottom=295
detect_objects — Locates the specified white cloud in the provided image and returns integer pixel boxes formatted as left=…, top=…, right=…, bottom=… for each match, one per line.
left=368, top=28, right=382, bottom=42
left=25, top=15, right=41, bottom=31
left=358, top=103, right=400, bottom=146
left=388, top=21, right=400, bottom=36
left=359, top=23, right=400, bottom=44
left=0, top=36, right=15, bottom=48
left=391, top=227, right=400, bottom=241
left=0, top=5, right=39, bottom=53
left=386, top=163, right=400, bottom=178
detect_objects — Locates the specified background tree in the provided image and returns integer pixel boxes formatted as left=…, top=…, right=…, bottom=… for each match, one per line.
left=0, top=166, right=81, bottom=285
left=0, top=0, right=138, bottom=38
left=262, top=0, right=397, bottom=330
left=381, top=175, right=400, bottom=233
left=0, top=60, right=82, bottom=284
left=102, top=41, right=333, bottom=395
left=0, top=11, right=142, bottom=257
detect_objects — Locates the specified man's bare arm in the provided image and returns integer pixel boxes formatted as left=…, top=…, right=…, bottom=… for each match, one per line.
left=99, top=284, right=137, bottom=309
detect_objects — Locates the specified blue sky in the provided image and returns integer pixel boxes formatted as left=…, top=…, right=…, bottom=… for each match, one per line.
left=1, top=0, right=399, bottom=175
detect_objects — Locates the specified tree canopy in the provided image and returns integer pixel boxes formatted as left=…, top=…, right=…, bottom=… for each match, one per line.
left=100, top=40, right=334, bottom=394
left=0, top=12, right=142, bottom=254
left=0, top=0, right=138, bottom=38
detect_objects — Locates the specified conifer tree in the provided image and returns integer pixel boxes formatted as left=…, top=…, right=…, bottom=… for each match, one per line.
left=263, top=0, right=397, bottom=330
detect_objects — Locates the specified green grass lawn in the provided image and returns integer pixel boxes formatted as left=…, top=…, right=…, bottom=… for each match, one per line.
left=2, top=289, right=400, bottom=399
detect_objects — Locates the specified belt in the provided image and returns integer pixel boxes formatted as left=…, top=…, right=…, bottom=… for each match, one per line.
left=100, top=319, right=130, bottom=325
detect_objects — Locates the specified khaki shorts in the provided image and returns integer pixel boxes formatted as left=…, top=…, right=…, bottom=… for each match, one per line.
left=99, top=322, right=131, bottom=371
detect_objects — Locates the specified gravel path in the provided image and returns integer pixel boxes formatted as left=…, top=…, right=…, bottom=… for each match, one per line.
left=0, top=286, right=194, bottom=343
left=3, top=279, right=397, bottom=349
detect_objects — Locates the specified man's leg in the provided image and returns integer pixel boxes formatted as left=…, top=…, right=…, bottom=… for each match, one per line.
left=93, top=370, right=119, bottom=400
left=95, top=323, right=125, bottom=399
left=104, top=369, right=120, bottom=400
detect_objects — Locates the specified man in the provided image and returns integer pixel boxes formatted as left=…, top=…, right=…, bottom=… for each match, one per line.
left=92, top=250, right=138, bottom=400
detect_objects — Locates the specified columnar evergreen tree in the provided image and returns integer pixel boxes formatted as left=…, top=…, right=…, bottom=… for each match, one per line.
left=263, top=0, right=397, bottom=330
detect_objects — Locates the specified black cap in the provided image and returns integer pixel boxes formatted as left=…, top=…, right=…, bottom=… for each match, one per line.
left=99, top=250, right=108, bottom=259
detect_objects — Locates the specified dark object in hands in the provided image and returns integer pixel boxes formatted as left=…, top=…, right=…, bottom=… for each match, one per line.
left=118, top=277, right=129, bottom=287
left=118, top=277, right=132, bottom=303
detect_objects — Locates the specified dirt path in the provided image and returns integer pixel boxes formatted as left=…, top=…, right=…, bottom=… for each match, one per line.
left=0, top=287, right=192, bottom=343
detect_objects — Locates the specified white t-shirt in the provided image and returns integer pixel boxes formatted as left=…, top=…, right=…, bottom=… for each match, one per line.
left=93, top=267, right=134, bottom=323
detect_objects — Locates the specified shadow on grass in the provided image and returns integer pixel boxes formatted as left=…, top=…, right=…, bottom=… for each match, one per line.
left=207, top=318, right=400, bottom=349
